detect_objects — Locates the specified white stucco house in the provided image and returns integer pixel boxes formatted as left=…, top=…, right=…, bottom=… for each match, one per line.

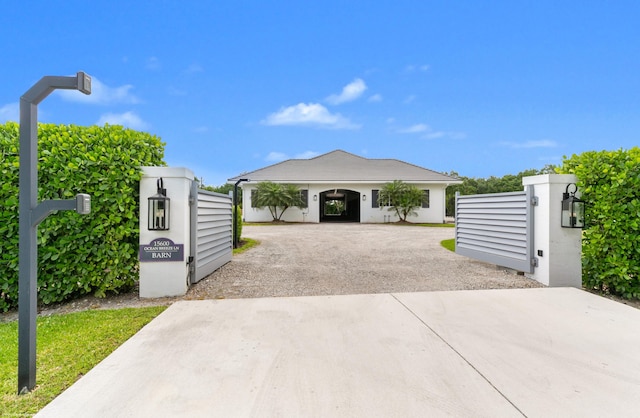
left=228, top=150, right=461, bottom=223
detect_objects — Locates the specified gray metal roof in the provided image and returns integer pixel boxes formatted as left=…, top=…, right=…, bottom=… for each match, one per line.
left=228, top=150, right=461, bottom=184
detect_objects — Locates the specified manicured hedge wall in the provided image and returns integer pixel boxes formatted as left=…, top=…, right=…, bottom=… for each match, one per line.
left=0, top=122, right=165, bottom=311
left=233, top=205, right=243, bottom=244
left=560, top=148, right=640, bottom=299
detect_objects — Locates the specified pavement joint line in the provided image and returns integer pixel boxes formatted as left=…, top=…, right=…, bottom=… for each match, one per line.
left=390, top=293, right=528, bottom=417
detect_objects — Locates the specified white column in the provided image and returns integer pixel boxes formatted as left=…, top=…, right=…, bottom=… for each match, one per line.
left=522, top=174, right=582, bottom=287
left=139, top=167, right=194, bottom=298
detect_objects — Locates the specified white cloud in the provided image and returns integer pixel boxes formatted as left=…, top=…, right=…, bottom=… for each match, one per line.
left=184, top=63, right=204, bottom=74
left=58, top=77, right=139, bottom=105
left=423, top=131, right=444, bottom=139
left=325, top=78, right=367, bottom=105
left=265, top=152, right=288, bottom=162
left=398, top=123, right=430, bottom=134
left=262, top=103, right=360, bottom=129
left=404, top=64, right=431, bottom=73
left=403, top=95, right=416, bottom=104
left=500, top=139, right=558, bottom=149
left=424, top=131, right=467, bottom=140
left=97, top=111, right=149, bottom=130
left=397, top=122, right=465, bottom=140
left=265, top=150, right=320, bottom=162
left=295, top=151, right=320, bottom=159
left=0, top=103, right=18, bottom=122
left=146, top=56, right=161, bottom=71
left=168, top=86, right=188, bottom=96
left=368, top=94, right=383, bottom=103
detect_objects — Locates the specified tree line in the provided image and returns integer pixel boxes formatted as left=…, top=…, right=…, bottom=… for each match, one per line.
left=445, top=165, right=557, bottom=216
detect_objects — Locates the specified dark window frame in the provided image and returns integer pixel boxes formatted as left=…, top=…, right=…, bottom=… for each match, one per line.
left=422, top=190, right=430, bottom=208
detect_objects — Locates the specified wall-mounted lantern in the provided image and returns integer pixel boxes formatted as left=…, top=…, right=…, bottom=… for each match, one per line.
left=561, top=183, right=585, bottom=228
left=148, top=178, right=170, bottom=230
left=313, top=194, right=318, bottom=201
left=362, top=194, right=367, bottom=201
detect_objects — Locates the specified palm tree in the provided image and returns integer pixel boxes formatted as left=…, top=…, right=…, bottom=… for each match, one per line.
left=280, top=183, right=305, bottom=217
left=253, top=181, right=304, bottom=221
left=378, top=180, right=424, bottom=222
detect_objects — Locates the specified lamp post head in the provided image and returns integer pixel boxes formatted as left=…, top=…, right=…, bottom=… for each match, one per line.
left=76, top=72, right=91, bottom=95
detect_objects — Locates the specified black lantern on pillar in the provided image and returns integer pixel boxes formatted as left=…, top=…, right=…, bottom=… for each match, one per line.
left=148, top=178, right=170, bottom=230
left=561, top=183, right=585, bottom=228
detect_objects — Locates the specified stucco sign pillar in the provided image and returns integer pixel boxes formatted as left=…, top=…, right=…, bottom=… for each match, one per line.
left=139, top=167, right=194, bottom=298
left=522, top=174, right=582, bottom=287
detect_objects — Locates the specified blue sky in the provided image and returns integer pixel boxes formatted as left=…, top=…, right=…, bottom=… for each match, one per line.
left=1, top=1, right=638, bottom=186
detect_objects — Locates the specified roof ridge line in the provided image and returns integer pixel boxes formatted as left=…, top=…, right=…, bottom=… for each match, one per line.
left=309, top=149, right=366, bottom=161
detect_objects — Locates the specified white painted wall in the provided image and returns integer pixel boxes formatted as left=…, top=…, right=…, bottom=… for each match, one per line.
left=139, top=167, right=194, bottom=298
left=241, top=182, right=449, bottom=224
left=522, top=174, right=582, bottom=287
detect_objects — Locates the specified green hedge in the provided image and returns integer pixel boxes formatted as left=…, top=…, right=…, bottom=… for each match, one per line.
left=0, top=123, right=165, bottom=311
left=233, top=205, right=243, bottom=244
left=560, top=148, right=640, bottom=299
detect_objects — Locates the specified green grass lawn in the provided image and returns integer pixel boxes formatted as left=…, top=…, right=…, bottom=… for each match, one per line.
left=441, top=238, right=455, bottom=252
left=415, top=223, right=455, bottom=228
left=245, top=222, right=456, bottom=228
left=233, top=237, right=259, bottom=255
left=0, top=306, right=166, bottom=416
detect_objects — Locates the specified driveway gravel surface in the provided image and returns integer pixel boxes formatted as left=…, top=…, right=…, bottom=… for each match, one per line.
left=2, top=223, right=544, bottom=322
left=186, top=223, right=542, bottom=300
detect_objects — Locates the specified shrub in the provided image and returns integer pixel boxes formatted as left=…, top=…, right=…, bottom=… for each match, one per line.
left=378, top=180, right=424, bottom=222
left=0, top=123, right=165, bottom=311
left=252, top=182, right=304, bottom=221
left=233, top=205, right=243, bottom=243
left=559, top=148, right=640, bottom=299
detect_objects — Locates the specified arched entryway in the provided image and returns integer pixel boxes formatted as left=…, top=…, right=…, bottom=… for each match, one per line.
left=319, top=189, right=360, bottom=222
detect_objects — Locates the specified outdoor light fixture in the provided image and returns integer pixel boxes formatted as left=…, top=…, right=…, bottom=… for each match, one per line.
left=18, top=72, right=92, bottom=394
left=148, top=178, right=170, bottom=230
left=326, top=189, right=345, bottom=199
left=561, top=183, right=585, bottom=228
left=313, top=194, right=318, bottom=201
left=362, top=194, right=367, bottom=201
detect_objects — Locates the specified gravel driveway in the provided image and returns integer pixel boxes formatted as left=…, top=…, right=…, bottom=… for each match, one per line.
left=1, top=223, right=541, bottom=323
left=186, top=223, right=542, bottom=300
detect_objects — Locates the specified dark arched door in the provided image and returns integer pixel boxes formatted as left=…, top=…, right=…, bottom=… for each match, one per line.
left=319, top=189, right=360, bottom=222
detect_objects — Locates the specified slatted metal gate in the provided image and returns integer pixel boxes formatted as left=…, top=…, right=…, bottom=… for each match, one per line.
left=189, top=184, right=233, bottom=283
left=455, top=186, right=537, bottom=273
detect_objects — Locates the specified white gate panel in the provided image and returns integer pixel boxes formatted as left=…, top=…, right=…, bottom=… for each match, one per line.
left=190, top=186, right=232, bottom=283
left=455, top=186, right=536, bottom=273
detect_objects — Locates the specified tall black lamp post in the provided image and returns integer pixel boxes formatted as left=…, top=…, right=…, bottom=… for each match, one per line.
left=18, top=72, right=92, bottom=394
left=233, top=178, right=249, bottom=248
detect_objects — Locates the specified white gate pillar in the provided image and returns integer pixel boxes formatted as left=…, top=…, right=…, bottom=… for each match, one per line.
left=139, top=167, right=194, bottom=298
left=522, top=174, right=582, bottom=287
